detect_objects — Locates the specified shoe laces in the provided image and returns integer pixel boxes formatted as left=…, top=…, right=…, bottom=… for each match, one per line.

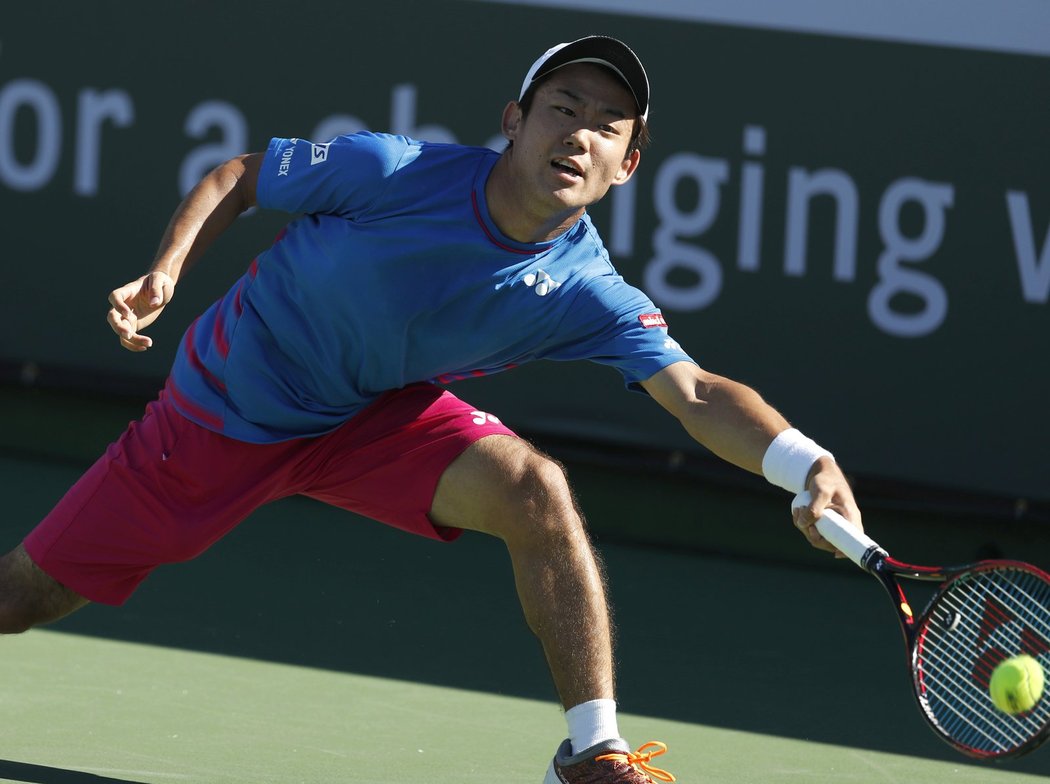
left=595, top=741, right=676, bottom=782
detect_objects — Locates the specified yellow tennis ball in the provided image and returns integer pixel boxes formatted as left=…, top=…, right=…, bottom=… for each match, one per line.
left=989, top=655, right=1045, bottom=715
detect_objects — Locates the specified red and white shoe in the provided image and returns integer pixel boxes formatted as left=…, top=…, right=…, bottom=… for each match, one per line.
left=543, top=739, right=676, bottom=783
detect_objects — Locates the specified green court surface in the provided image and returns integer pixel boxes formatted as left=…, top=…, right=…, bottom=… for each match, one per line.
left=2, top=397, right=1050, bottom=782
left=1, top=630, right=1048, bottom=784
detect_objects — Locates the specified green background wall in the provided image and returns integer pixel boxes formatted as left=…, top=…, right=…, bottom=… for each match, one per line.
left=2, top=1, right=1047, bottom=506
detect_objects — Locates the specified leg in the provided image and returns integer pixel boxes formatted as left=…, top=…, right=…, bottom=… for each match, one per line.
left=21, top=391, right=305, bottom=610
left=0, top=544, right=89, bottom=633
left=430, top=435, right=615, bottom=710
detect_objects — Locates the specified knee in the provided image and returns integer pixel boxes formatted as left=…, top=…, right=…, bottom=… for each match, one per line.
left=0, top=575, right=43, bottom=634
left=517, top=453, right=574, bottom=513
left=433, top=436, right=586, bottom=541
left=0, top=604, right=36, bottom=635
left=503, top=449, right=584, bottom=539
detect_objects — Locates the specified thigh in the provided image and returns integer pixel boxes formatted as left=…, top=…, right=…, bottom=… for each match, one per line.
left=299, top=384, right=518, bottom=541
left=429, top=433, right=549, bottom=536
left=24, top=393, right=302, bottom=605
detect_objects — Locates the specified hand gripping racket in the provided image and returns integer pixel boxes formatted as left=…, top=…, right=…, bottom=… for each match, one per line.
left=802, top=495, right=1050, bottom=760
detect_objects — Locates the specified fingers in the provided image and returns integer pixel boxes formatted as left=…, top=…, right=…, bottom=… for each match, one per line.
left=793, top=501, right=838, bottom=554
left=106, top=290, right=138, bottom=344
left=106, top=272, right=172, bottom=351
left=120, top=331, right=153, bottom=352
left=107, top=283, right=134, bottom=321
left=107, top=283, right=142, bottom=349
left=106, top=306, right=153, bottom=351
left=792, top=473, right=863, bottom=557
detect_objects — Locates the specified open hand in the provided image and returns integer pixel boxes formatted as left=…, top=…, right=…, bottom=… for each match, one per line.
left=106, top=271, right=174, bottom=351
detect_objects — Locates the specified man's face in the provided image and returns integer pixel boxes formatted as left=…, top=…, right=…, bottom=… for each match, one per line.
left=502, top=63, right=641, bottom=213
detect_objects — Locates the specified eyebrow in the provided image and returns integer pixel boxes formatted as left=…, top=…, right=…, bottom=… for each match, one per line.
left=554, top=87, right=629, bottom=121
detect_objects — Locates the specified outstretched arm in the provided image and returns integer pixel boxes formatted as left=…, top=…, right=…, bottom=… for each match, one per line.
left=640, top=360, right=861, bottom=553
left=106, top=152, right=263, bottom=351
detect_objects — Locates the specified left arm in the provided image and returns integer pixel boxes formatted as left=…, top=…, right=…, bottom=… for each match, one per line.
left=641, top=360, right=861, bottom=553
left=107, top=153, right=262, bottom=351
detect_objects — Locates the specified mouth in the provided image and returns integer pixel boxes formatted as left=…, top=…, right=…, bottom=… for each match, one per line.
left=551, top=158, right=584, bottom=180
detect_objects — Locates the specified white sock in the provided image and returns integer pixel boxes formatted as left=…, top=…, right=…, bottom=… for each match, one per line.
left=565, top=698, right=620, bottom=753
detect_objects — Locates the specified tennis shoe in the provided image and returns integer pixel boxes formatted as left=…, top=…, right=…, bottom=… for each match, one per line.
left=543, top=738, right=676, bottom=783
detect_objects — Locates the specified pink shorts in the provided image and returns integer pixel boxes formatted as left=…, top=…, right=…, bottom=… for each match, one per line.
left=24, top=383, right=517, bottom=605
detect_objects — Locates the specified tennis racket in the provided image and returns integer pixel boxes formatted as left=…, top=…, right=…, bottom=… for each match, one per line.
left=802, top=494, right=1050, bottom=760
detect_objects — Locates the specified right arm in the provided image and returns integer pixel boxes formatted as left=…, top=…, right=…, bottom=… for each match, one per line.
left=641, top=360, right=862, bottom=554
left=106, top=152, right=263, bottom=351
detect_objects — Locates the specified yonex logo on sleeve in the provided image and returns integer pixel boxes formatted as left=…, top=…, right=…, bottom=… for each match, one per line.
left=278, top=146, right=295, bottom=176
left=310, top=143, right=331, bottom=165
left=639, top=313, right=667, bottom=328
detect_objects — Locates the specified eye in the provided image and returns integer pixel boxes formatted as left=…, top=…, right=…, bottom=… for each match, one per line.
left=555, top=105, right=575, bottom=116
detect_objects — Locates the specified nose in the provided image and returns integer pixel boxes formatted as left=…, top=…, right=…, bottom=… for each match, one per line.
left=563, top=126, right=592, bottom=151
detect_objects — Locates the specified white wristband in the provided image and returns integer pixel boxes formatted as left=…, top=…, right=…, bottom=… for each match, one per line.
left=762, top=428, right=834, bottom=494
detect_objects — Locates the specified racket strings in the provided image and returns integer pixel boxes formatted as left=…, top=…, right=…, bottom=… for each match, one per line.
left=919, top=633, right=1033, bottom=750
left=970, top=581, right=1050, bottom=688
left=929, top=576, right=1050, bottom=702
left=983, top=574, right=1050, bottom=643
left=920, top=635, right=1035, bottom=751
left=915, top=567, right=1050, bottom=755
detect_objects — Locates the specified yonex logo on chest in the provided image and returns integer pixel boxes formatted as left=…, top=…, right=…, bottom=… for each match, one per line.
left=523, top=270, right=561, bottom=297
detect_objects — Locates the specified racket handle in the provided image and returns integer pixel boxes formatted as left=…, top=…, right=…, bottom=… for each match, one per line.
left=815, top=508, right=887, bottom=570
left=793, top=491, right=887, bottom=570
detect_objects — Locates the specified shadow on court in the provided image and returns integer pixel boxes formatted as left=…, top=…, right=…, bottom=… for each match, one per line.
left=3, top=409, right=1050, bottom=778
left=0, top=761, right=147, bottom=784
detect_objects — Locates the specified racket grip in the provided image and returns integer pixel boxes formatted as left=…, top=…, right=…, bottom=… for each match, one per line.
left=814, top=508, right=887, bottom=570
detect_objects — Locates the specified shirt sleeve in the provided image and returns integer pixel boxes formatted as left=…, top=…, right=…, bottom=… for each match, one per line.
left=256, top=132, right=413, bottom=218
left=545, top=274, right=697, bottom=389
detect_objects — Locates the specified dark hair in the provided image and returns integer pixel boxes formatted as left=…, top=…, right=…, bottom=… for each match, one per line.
left=515, top=73, right=651, bottom=155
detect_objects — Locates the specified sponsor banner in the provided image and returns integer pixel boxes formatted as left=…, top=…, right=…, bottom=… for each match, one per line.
left=468, top=0, right=1050, bottom=57
left=1, top=1, right=1046, bottom=502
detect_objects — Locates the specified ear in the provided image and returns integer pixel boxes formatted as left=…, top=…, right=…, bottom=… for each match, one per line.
left=501, top=101, right=523, bottom=142
left=612, top=149, right=641, bottom=186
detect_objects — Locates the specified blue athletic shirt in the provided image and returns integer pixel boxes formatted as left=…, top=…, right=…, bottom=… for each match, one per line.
left=167, top=132, right=695, bottom=443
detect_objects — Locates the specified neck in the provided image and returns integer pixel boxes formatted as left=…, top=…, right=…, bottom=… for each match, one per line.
left=485, top=154, right=585, bottom=244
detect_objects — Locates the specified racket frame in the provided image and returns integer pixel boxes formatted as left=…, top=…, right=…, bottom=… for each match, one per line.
left=815, top=506, right=1050, bottom=760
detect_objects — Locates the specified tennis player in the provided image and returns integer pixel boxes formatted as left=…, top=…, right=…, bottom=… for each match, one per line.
left=0, top=36, right=861, bottom=783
